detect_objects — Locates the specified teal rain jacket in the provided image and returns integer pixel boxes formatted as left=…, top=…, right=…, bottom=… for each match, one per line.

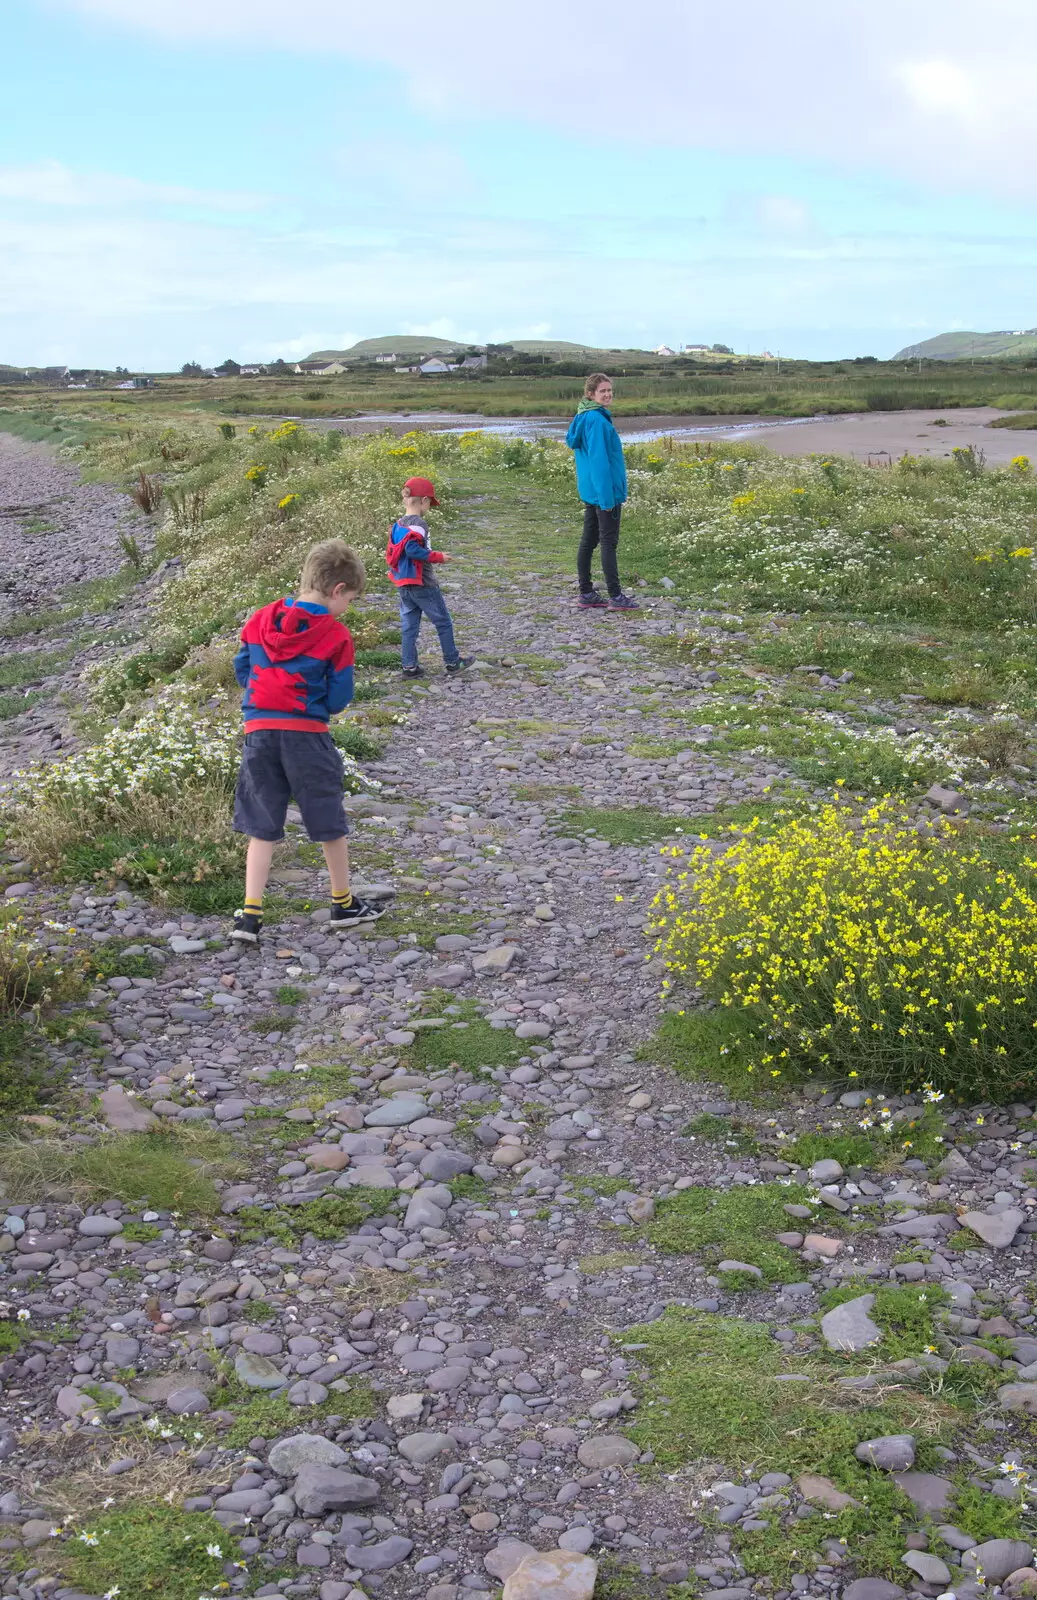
left=565, top=404, right=628, bottom=509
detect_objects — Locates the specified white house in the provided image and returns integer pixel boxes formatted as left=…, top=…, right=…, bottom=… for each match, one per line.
left=419, top=359, right=451, bottom=374
left=653, top=344, right=675, bottom=356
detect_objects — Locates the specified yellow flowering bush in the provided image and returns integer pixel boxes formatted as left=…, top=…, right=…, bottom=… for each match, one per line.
left=651, top=802, right=1037, bottom=1099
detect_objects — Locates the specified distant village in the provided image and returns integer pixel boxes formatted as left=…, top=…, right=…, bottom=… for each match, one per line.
left=0, top=341, right=777, bottom=388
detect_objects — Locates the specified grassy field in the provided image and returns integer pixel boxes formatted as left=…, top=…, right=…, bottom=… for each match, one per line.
left=6, top=350, right=1037, bottom=430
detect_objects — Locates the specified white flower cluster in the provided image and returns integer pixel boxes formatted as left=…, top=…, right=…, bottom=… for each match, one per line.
left=3, top=692, right=241, bottom=811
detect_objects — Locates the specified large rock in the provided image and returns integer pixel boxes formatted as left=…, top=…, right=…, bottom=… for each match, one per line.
left=902, top=1553, right=951, bottom=1584
left=343, top=1535, right=413, bottom=1571
left=855, top=1434, right=915, bottom=1471
left=576, top=1435, right=639, bottom=1469
left=99, top=1086, right=157, bottom=1133
left=364, top=1098, right=425, bottom=1128
left=960, top=1209, right=1025, bottom=1249
left=962, top=1541, right=1034, bottom=1584
left=820, top=1294, right=881, bottom=1352
left=998, top=1384, right=1037, bottom=1416
left=267, top=1434, right=348, bottom=1475
left=503, top=1550, right=597, bottom=1600
left=473, top=944, right=520, bottom=975
left=796, top=1474, right=861, bottom=1512
left=843, top=1584, right=905, bottom=1600
left=485, top=1540, right=537, bottom=1581
left=892, top=1472, right=954, bottom=1514
left=397, top=1431, right=454, bottom=1464
left=291, top=1464, right=379, bottom=1515
left=234, top=1350, right=286, bottom=1390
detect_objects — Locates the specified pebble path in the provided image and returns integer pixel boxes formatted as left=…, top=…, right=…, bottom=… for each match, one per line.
left=2, top=436, right=1037, bottom=1600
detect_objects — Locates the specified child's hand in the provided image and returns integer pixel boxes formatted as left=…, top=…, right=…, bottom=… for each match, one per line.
left=439, top=553, right=451, bottom=562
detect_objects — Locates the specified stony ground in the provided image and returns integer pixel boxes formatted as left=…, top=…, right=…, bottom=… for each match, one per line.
left=2, top=438, right=1037, bottom=1600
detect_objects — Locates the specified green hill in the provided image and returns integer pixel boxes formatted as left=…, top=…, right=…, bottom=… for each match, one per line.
left=894, top=330, right=1037, bottom=361
left=306, top=335, right=671, bottom=363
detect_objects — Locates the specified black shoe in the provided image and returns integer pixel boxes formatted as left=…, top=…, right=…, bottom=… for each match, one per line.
left=578, top=589, right=607, bottom=609
left=231, top=910, right=262, bottom=945
left=402, top=665, right=424, bottom=679
left=446, top=656, right=474, bottom=674
left=608, top=592, right=641, bottom=611
left=330, top=897, right=387, bottom=930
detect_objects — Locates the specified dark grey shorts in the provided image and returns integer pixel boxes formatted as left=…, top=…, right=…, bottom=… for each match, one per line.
left=233, top=729, right=349, bottom=842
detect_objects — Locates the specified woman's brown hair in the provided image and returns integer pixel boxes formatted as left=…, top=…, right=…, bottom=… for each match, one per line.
left=583, top=372, right=611, bottom=398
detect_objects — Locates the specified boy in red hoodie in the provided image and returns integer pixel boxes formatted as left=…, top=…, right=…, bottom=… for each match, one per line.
left=230, top=539, right=386, bottom=945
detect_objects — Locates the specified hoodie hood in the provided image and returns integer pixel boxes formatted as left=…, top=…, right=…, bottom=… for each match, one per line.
left=254, top=599, right=343, bottom=662
left=576, top=397, right=607, bottom=413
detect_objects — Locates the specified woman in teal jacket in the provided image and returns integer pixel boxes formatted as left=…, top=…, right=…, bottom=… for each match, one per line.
left=565, top=372, right=638, bottom=611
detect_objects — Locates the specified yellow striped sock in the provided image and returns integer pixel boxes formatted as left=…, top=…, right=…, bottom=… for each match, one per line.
left=243, top=900, right=263, bottom=916
left=332, top=891, right=353, bottom=908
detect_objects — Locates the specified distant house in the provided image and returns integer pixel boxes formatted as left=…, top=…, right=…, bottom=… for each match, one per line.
left=653, top=344, right=675, bottom=356
left=293, top=359, right=345, bottom=376
left=374, top=353, right=397, bottom=364
left=460, top=353, right=488, bottom=370
left=419, top=358, right=451, bottom=374
left=395, top=365, right=418, bottom=374
left=30, top=365, right=70, bottom=384
left=682, top=344, right=710, bottom=354
left=239, top=364, right=267, bottom=376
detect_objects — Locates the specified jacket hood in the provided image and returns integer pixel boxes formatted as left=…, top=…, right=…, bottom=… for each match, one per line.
left=566, top=406, right=610, bottom=446
left=254, top=599, right=342, bottom=662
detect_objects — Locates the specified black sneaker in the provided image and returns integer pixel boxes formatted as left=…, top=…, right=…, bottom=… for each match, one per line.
left=402, top=665, right=424, bottom=679
left=446, top=656, right=474, bottom=675
left=330, top=897, right=387, bottom=931
left=231, top=910, right=262, bottom=945
left=608, top=592, right=641, bottom=611
left=578, top=589, right=607, bottom=609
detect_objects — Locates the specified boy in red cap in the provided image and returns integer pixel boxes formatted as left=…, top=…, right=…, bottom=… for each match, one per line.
left=386, top=475, right=472, bottom=679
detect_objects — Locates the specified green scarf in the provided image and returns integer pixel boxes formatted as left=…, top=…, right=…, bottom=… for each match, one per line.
left=576, top=397, right=605, bottom=413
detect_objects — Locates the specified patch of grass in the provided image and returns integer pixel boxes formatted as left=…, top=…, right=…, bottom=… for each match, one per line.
left=403, top=1001, right=523, bottom=1075
left=683, top=1112, right=759, bottom=1155
left=556, top=805, right=687, bottom=845
left=647, top=1182, right=818, bottom=1281
left=331, top=721, right=385, bottom=762
left=0, top=1125, right=243, bottom=1218
left=624, top=1308, right=963, bottom=1582
left=579, top=1251, right=643, bottom=1274
left=54, top=831, right=244, bottom=915
left=46, top=1503, right=243, bottom=1600
left=237, top=1298, right=278, bottom=1323
left=275, top=983, right=305, bottom=1005
left=217, top=1378, right=375, bottom=1447
left=821, top=1282, right=947, bottom=1361
left=0, top=648, right=67, bottom=688
left=376, top=897, right=477, bottom=950
left=84, top=941, right=161, bottom=982
left=647, top=1006, right=774, bottom=1099
left=0, top=606, right=71, bottom=640
left=447, top=1173, right=491, bottom=1202
left=233, top=1187, right=397, bottom=1245
left=573, top=1173, right=628, bottom=1199
left=118, top=1221, right=163, bottom=1244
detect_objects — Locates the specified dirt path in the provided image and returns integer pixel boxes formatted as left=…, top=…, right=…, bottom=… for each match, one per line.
left=0, top=447, right=1033, bottom=1600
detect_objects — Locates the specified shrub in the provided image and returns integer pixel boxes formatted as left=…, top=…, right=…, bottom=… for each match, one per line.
left=650, top=801, right=1037, bottom=1100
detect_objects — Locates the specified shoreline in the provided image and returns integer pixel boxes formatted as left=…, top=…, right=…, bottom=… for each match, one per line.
left=291, top=405, right=1036, bottom=465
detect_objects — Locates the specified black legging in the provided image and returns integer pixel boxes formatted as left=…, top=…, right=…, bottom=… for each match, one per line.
left=577, top=503, right=622, bottom=598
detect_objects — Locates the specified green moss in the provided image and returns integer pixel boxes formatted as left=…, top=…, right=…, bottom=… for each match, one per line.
left=218, top=1378, right=376, bottom=1446
left=647, top=1182, right=817, bottom=1281
left=556, top=805, right=686, bottom=845
left=56, top=1504, right=243, bottom=1600
left=238, top=1298, right=278, bottom=1322
left=683, top=1112, right=759, bottom=1155
left=234, top=1186, right=396, bottom=1245
left=275, top=983, right=306, bottom=1005
left=403, top=1001, right=522, bottom=1075
left=446, top=1173, right=491, bottom=1202
left=118, top=1221, right=163, bottom=1244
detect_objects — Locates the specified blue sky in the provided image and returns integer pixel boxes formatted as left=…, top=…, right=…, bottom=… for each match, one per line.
left=3, top=0, right=1037, bottom=367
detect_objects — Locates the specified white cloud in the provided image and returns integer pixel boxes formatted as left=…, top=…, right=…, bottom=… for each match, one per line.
left=0, top=158, right=263, bottom=212
left=49, top=0, right=1037, bottom=195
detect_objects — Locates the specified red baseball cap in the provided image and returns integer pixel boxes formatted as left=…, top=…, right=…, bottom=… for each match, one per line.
left=404, top=475, right=439, bottom=506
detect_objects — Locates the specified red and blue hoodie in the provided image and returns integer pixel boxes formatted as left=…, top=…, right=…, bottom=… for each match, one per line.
left=234, top=598, right=354, bottom=733
left=385, top=515, right=446, bottom=588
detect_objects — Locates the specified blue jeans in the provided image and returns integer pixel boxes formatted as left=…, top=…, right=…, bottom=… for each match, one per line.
left=399, top=584, right=459, bottom=669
